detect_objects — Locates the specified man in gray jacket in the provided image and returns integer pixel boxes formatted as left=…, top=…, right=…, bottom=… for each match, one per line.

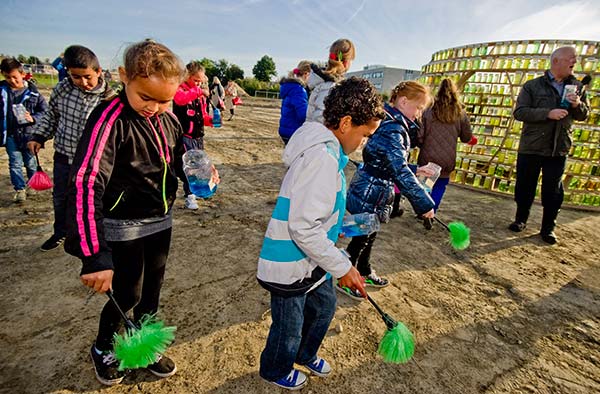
left=510, top=46, right=589, bottom=244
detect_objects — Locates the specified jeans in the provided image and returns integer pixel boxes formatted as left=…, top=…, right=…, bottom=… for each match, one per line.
left=430, top=177, right=450, bottom=212
left=52, top=153, right=71, bottom=237
left=259, top=278, right=336, bottom=381
left=95, top=228, right=172, bottom=351
left=5, top=135, right=36, bottom=191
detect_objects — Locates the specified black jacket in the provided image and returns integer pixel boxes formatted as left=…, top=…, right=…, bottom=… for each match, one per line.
left=64, top=90, right=183, bottom=274
left=514, top=71, right=589, bottom=156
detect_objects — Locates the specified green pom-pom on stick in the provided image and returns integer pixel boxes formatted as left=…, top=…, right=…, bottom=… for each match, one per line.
left=113, top=315, right=176, bottom=370
left=367, top=295, right=415, bottom=364
left=447, top=221, right=470, bottom=250
left=377, top=321, right=415, bottom=363
left=106, top=290, right=176, bottom=371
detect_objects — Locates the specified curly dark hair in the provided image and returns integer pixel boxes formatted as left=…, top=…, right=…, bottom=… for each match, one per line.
left=323, top=77, right=385, bottom=129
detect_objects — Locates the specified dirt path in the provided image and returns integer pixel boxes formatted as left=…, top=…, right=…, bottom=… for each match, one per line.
left=0, top=98, right=598, bottom=394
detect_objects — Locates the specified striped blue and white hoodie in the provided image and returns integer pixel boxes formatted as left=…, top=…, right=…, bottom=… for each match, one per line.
left=257, top=121, right=352, bottom=296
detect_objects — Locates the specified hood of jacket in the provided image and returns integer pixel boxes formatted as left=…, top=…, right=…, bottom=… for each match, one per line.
left=307, top=63, right=342, bottom=90
left=282, top=121, right=339, bottom=167
left=279, top=78, right=305, bottom=100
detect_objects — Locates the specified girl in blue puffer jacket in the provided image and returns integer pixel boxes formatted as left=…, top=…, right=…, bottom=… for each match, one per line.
left=340, top=81, right=436, bottom=299
left=278, top=61, right=311, bottom=144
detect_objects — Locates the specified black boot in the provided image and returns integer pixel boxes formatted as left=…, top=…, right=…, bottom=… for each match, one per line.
left=509, top=206, right=529, bottom=232
left=390, top=193, right=404, bottom=218
left=540, top=209, right=559, bottom=244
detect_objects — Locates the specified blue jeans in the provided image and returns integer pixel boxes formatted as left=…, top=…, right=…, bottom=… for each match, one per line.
left=52, top=153, right=71, bottom=237
left=5, top=135, right=36, bottom=191
left=430, top=177, right=450, bottom=212
left=259, top=278, right=336, bottom=381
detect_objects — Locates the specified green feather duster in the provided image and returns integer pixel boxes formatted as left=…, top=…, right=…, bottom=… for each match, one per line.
left=377, top=321, right=415, bottom=363
left=447, top=221, right=470, bottom=250
left=113, top=314, right=176, bottom=370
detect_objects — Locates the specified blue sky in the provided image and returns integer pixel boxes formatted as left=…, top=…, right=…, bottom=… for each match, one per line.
left=1, top=0, right=599, bottom=78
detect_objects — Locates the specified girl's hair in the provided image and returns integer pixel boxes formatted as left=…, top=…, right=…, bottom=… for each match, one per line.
left=323, top=77, right=385, bottom=129
left=122, top=39, right=184, bottom=81
left=186, top=61, right=205, bottom=76
left=212, top=76, right=221, bottom=85
left=390, top=80, right=431, bottom=106
left=325, top=38, right=355, bottom=77
left=431, top=78, right=463, bottom=123
left=288, top=60, right=311, bottom=78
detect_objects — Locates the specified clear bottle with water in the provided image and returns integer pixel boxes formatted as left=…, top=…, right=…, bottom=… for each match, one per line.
left=416, top=162, right=442, bottom=193
left=341, top=213, right=381, bottom=237
left=213, top=108, right=222, bottom=128
left=182, top=149, right=217, bottom=198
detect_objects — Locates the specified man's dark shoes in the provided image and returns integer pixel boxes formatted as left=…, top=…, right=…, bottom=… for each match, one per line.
left=423, top=217, right=433, bottom=230
left=541, top=231, right=558, bottom=245
left=41, top=234, right=66, bottom=251
left=508, top=221, right=527, bottom=232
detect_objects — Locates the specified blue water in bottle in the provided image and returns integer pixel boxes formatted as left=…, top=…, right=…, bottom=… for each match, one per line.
left=188, top=175, right=217, bottom=198
left=213, top=108, right=222, bottom=128
left=340, top=213, right=380, bottom=237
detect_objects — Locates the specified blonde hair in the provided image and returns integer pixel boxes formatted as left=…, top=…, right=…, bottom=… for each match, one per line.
left=212, top=76, right=221, bottom=85
left=288, top=60, right=311, bottom=78
left=325, top=38, right=355, bottom=77
left=185, top=61, right=205, bottom=77
left=390, top=80, right=431, bottom=106
left=123, top=39, right=184, bottom=82
left=432, top=78, right=463, bottom=124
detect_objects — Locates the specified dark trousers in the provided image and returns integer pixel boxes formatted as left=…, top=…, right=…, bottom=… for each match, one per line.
left=259, top=279, right=336, bottom=381
left=345, top=231, right=379, bottom=276
left=95, top=228, right=172, bottom=350
left=514, top=153, right=566, bottom=224
left=52, top=153, right=71, bottom=238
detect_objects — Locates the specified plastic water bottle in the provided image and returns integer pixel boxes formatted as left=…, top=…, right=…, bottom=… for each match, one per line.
left=341, top=213, right=381, bottom=237
left=182, top=150, right=217, bottom=198
left=560, top=84, right=577, bottom=108
left=416, top=162, right=442, bottom=193
left=213, top=108, right=222, bottom=128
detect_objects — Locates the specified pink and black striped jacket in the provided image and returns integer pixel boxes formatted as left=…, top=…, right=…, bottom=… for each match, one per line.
left=64, top=90, right=183, bottom=274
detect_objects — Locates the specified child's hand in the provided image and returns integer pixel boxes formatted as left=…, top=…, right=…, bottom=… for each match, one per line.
left=81, top=270, right=113, bottom=293
left=24, top=111, right=34, bottom=123
left=211, top=165, right=221, bottom=185
left=27, top=141, right=42, bottom=154
left=338, top=266, right=367, bottom=298
left=421, top=209, right=435, bottom=219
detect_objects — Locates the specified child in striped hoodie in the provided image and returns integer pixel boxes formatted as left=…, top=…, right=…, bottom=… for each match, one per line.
left=257, top=77, right=385, bottom=390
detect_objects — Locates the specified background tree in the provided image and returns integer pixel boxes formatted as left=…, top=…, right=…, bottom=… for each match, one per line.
left=226, top=64, right=244, bottom=82
left=17, top=54, right=27, bottom=63
left=27, top=56, right=41, bottom=65
left=252, top=55, right=276, bottom=82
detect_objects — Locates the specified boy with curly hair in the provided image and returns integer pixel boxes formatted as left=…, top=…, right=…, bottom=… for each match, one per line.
left=257, top=76, right=385, bottom=390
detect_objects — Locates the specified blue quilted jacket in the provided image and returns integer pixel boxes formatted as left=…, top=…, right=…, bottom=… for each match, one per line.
left=347, top=103, right=434, bottom=218
left=278, top=77, right=308, bottom=139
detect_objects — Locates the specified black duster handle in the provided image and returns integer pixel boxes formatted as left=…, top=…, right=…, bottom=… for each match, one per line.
left=34, top=153, right=43, bottom=171
left=434, top=216, right=450, bottom=232
left=106, top=290, right=137, bottom=330
left=367, top=295, right=398, bottom=330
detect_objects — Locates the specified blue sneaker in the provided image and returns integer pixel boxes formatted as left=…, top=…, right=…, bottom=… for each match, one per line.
left=304, top=357, right=331, bottom=377
left=270, top=369, right=308, bottom=390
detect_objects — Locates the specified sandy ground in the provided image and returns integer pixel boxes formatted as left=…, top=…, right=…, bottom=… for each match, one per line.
left=0, top=97, right=599, bottom=394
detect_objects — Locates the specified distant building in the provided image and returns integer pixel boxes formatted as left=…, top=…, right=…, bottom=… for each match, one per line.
left=346, top=65, right=421, bottom=95
left=24, top=63, right=57, bottom=75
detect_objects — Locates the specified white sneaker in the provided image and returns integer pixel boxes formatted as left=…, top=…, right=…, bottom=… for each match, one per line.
left=13, top=189, right=27, bottom=203
left=184, top=194, right=199, bottom=210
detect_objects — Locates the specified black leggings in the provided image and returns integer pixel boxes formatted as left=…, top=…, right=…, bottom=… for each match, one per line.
left=95, top=228, right=172, bottom=350
left=345, top=231, right=378, bottom=276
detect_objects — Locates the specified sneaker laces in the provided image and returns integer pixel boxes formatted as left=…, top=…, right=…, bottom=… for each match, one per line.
left=284, top=370, right=296, bottom=382
left=102, top=352, right=118, bottom=366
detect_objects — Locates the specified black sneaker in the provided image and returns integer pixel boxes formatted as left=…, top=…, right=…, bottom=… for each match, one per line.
left=147, top=354, right=177, bottom=378
left=423, top=217, right=433, bottom=230
left=540, top=231, right=558, bottom=245
left=40, top=234, right=65, bottom=252
left=364, top=271, right=389, bottom=288
left=508, top=221, right=527, bottom=232
left=90, top=345, right=125, bottom=386
left=335, top=283, right=364, bottom=301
